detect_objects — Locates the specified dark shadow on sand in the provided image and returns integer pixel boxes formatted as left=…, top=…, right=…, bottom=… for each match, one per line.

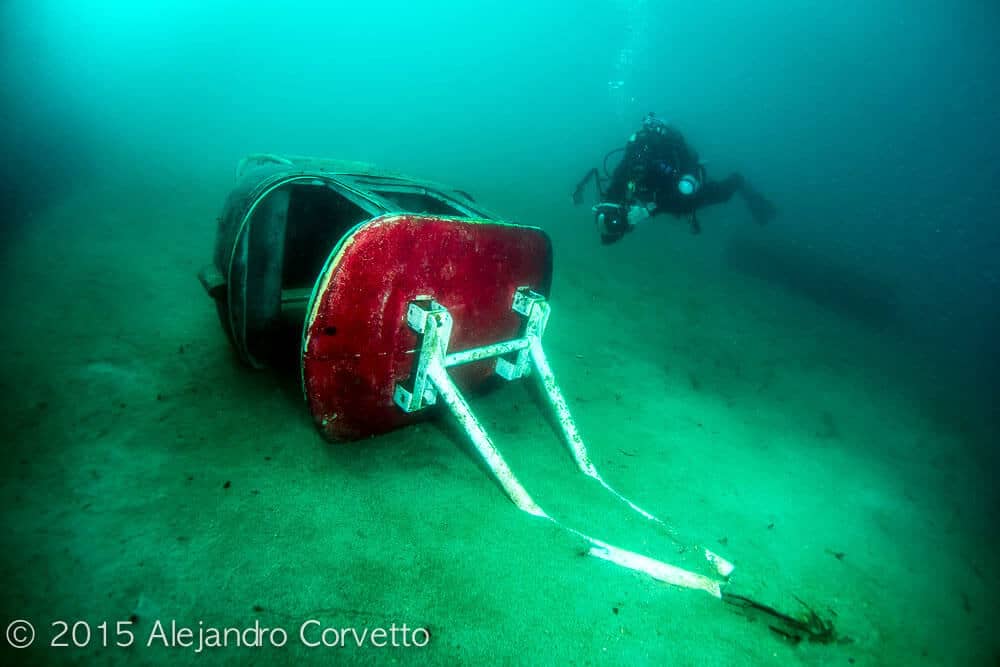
left=724, top=236, right=900, bottom=330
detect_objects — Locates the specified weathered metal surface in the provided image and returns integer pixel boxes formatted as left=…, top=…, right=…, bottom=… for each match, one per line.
left=301, top=214, right=552, bottom=440
left=386, top=288, right=732, bottom=596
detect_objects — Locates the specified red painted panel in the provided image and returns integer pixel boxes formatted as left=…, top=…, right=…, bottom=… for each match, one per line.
left=302, top=215, right=552, bottom=441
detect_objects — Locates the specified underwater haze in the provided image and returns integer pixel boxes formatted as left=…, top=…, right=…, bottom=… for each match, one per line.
left=5, top=1, right=998, bottom=386
left=1, top=0, right=998, bottom=665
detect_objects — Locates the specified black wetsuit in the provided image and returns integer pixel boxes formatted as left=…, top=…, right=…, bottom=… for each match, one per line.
left=605, top=122, right=745, bottom=227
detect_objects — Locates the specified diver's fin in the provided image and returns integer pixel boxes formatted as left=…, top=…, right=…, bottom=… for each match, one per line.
left=739, top=182, right=777, bottom=225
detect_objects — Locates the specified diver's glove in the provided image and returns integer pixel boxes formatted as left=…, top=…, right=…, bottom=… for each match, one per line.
left=627, top=203, right=654, bottom=226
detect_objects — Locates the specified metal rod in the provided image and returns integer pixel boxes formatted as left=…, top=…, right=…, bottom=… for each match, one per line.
left=426, top=358, right=547, bottom=518
left=445, top=338, right=530, bottom=367
left=527, top=337, right=599, bottom=479
left=393, top=291, right=733, bottom=594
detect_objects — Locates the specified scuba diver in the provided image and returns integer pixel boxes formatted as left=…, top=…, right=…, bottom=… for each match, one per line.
left=573, top=112, right=777, bottom=244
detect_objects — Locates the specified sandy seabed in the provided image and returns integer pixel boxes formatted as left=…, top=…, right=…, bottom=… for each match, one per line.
left=0, top=175, right=995, bottom=666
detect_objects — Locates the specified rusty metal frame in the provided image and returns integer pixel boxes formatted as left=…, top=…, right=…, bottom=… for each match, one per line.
left=394, top=287, right=734, bottom=597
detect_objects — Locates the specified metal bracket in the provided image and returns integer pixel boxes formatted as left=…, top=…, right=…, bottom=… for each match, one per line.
left=393, top=297, right=449, bottom=412
left=393, top=286, right=734, bottom=597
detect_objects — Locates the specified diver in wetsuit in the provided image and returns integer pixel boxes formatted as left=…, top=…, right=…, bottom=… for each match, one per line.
left=574, top=112, right=777, bottom=244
